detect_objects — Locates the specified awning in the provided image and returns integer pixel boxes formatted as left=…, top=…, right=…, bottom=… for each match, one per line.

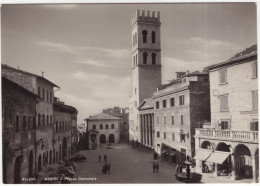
left=161, top=149, right=168, bottom=154
left=169, top=151, right=176, bottom=156
left=193, top=150, right=212, bottom=161
left=206, top=151, right=230, bottom=164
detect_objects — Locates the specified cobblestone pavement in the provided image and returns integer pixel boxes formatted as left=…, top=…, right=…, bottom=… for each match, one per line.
left=70, top=143, right=183, bottom=184
left=69, top=143, right=254, bottom=184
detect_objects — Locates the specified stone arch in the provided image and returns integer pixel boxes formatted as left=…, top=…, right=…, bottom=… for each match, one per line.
left=152, top=31, right=156, bottom=43
left=14, top=155, right=23, bottom=183
left=143, top=52, right=148, bottom=64
left=62, top=137, right=67, bottom=160
left=142, top=30, right=148, bottom=43
left=234, top=144, right=252, bottom=179
left=109, top=134, right=115, bottom=143
left=100, top=134, right=106, bottom=144
left=29, top=150, right=33, bottom=177
left=201, top=140, right=213, bottom=150
left=216, top=142, right=230, bottom=152
left=38, top=154, right=42, bottom=172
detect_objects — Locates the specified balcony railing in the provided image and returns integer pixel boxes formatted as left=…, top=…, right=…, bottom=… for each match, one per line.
left=196, top=128, right=258, bottom=142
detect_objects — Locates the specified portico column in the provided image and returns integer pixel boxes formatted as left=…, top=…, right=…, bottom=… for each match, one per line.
left=147, top=114, right=150, bottom=147
left=230, top=154, right=237, bottom=180
left=252, top=157, right=256, bottom=183
left=145, top=114, right=148, bottom=146
left=214, top=163, right=219, bottom=176
left=150, top=114, right=153, bottom=148
left=143, top=114, right=146, bottom=146
left=140, top=115, right=142, bottom=144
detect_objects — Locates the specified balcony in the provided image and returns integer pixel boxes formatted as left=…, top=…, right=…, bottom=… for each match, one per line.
left=195, top=128, right=258, bottom=143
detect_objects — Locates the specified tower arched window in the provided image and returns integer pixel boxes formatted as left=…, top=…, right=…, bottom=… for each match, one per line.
left=105, top=124, right=109, bottom=129
left=16, top=115, right=19, bottom=132
left=93, top=125, right=96, bottom=129
left=111, top=124, right=115, bottom=129
left=152, top=53, right=157, bottom=64
left=152, top=31, right=156, bottom=43
left=100, top=124, right=103, bottom=129
left=23, top=115, right=26, bottom=131
left=142, top=30, right=148, bottom=43
left=143, top=52, right=148, bottom=64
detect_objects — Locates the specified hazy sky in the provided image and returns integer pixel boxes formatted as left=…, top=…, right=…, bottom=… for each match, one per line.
left=2, top=3, right=257, bottom=123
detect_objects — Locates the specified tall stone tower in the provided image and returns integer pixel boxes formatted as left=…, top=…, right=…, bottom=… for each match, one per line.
left=129, top=10, right=162, bottom=144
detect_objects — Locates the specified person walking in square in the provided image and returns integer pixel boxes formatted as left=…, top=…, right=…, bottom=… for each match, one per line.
left=108, top=163, right=111, bottom=174
left=152, top=162, right=156, bottom=173
left=156, top=162, right=159, bottom=173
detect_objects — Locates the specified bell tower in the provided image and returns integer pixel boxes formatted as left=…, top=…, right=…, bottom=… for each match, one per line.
left=129, top=10, right=162, bottom=143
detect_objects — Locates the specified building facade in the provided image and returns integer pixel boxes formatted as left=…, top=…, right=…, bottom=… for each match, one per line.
left=2, top=64, right=78, bottom=183
left=129, top=10, right=162, bottom=145
left=53, top=98, right=78, bottom=164
left=2, top=77, right=38, bottom=183
left=194, top=45, right=258, bottom=183
left=86, top=113, right=121, bottom=149
left=152, top=72, right=210, bottom=165
left=103, top=107, right=129, bottom=142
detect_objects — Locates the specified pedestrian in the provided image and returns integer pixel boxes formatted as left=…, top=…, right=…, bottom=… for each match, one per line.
left=152, top=162, right=156, bottom=173
left=108, top=163, right=111, bottom=174
left=99, top=155, right=101, bottom=163
left=102, top=163, right=107, bottom=174
left=176, top=164, right=179, bottom=175
left=179, top=164, right=183, bottom=173
left=104, top=154, right=107, bottom=162
left=156, top=163, right=160, bottom=173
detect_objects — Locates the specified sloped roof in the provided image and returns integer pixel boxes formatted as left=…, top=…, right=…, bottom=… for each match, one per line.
left=54, top=102, right=78, bottom=114
left=138, top=98, right=154, bottom=110
left=2, top=76, right=40, bottom=98
left=2, top=64, right=59, bottom=88
left=86, top=113, right=121, bottom=121
left=205, top=44, right=257, bottom=70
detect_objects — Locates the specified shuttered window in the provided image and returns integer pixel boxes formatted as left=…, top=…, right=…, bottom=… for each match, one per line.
left=252, top=61, right=257, bottom=78
left=252, top=90, right=258, bottom=111
left=164, top=132, right=167, bottom=139
left=157, top=131, right=160, bottom=138
left=171, top=115, right=174, bottom=125
left=179, top=95, right=185, bottom=105
left=156, top=101, right=159, bottom=109
left=219, top=68, right=227, bottom=84
left=250, top=122, right=258, bottom=131
left=220, top=94, right=229, bottom=111
left=221, top=121, right=230, bottom=130
left=172, top=133, right=175, bottom=141
left=170, top=98, right=175, bottom=107
left=163, top=100, right=167, bottom=108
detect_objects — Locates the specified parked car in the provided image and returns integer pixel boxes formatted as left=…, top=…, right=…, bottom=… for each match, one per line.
left=58, top=165, right=74, bottom=172
left=65, top=160, right=77, bottom=171
left=57, top=169, right=75, bottom=178
left=107, top=144, right=112, bottom=149
left=69, top=154, right=87, bottom=162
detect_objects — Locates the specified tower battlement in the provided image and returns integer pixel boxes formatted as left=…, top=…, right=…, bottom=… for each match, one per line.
left=131, top=10, right=160, bottom=26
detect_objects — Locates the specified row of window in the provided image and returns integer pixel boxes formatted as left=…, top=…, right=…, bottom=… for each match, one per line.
left=133, top=52, right=157, bottom=67
left=38, top=87, right=53, bottom=103
left=219, top=91, right=258, bottom=112
left=133, top=30, right=156, bottom=46
left=55, top=121, right=71, bottom=132
left=92, top=124, right=115, bottom=130
left=218, top=61, right=257, bottom=84
left=156, top=114, right=184, bottom=125
left=156, top=95, right=185, bottom=109
left=38, top=114, right=53, bottom=127
left=15, top=115, right=36, bottom=132
left=156, top=131, right=189, bottom=142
